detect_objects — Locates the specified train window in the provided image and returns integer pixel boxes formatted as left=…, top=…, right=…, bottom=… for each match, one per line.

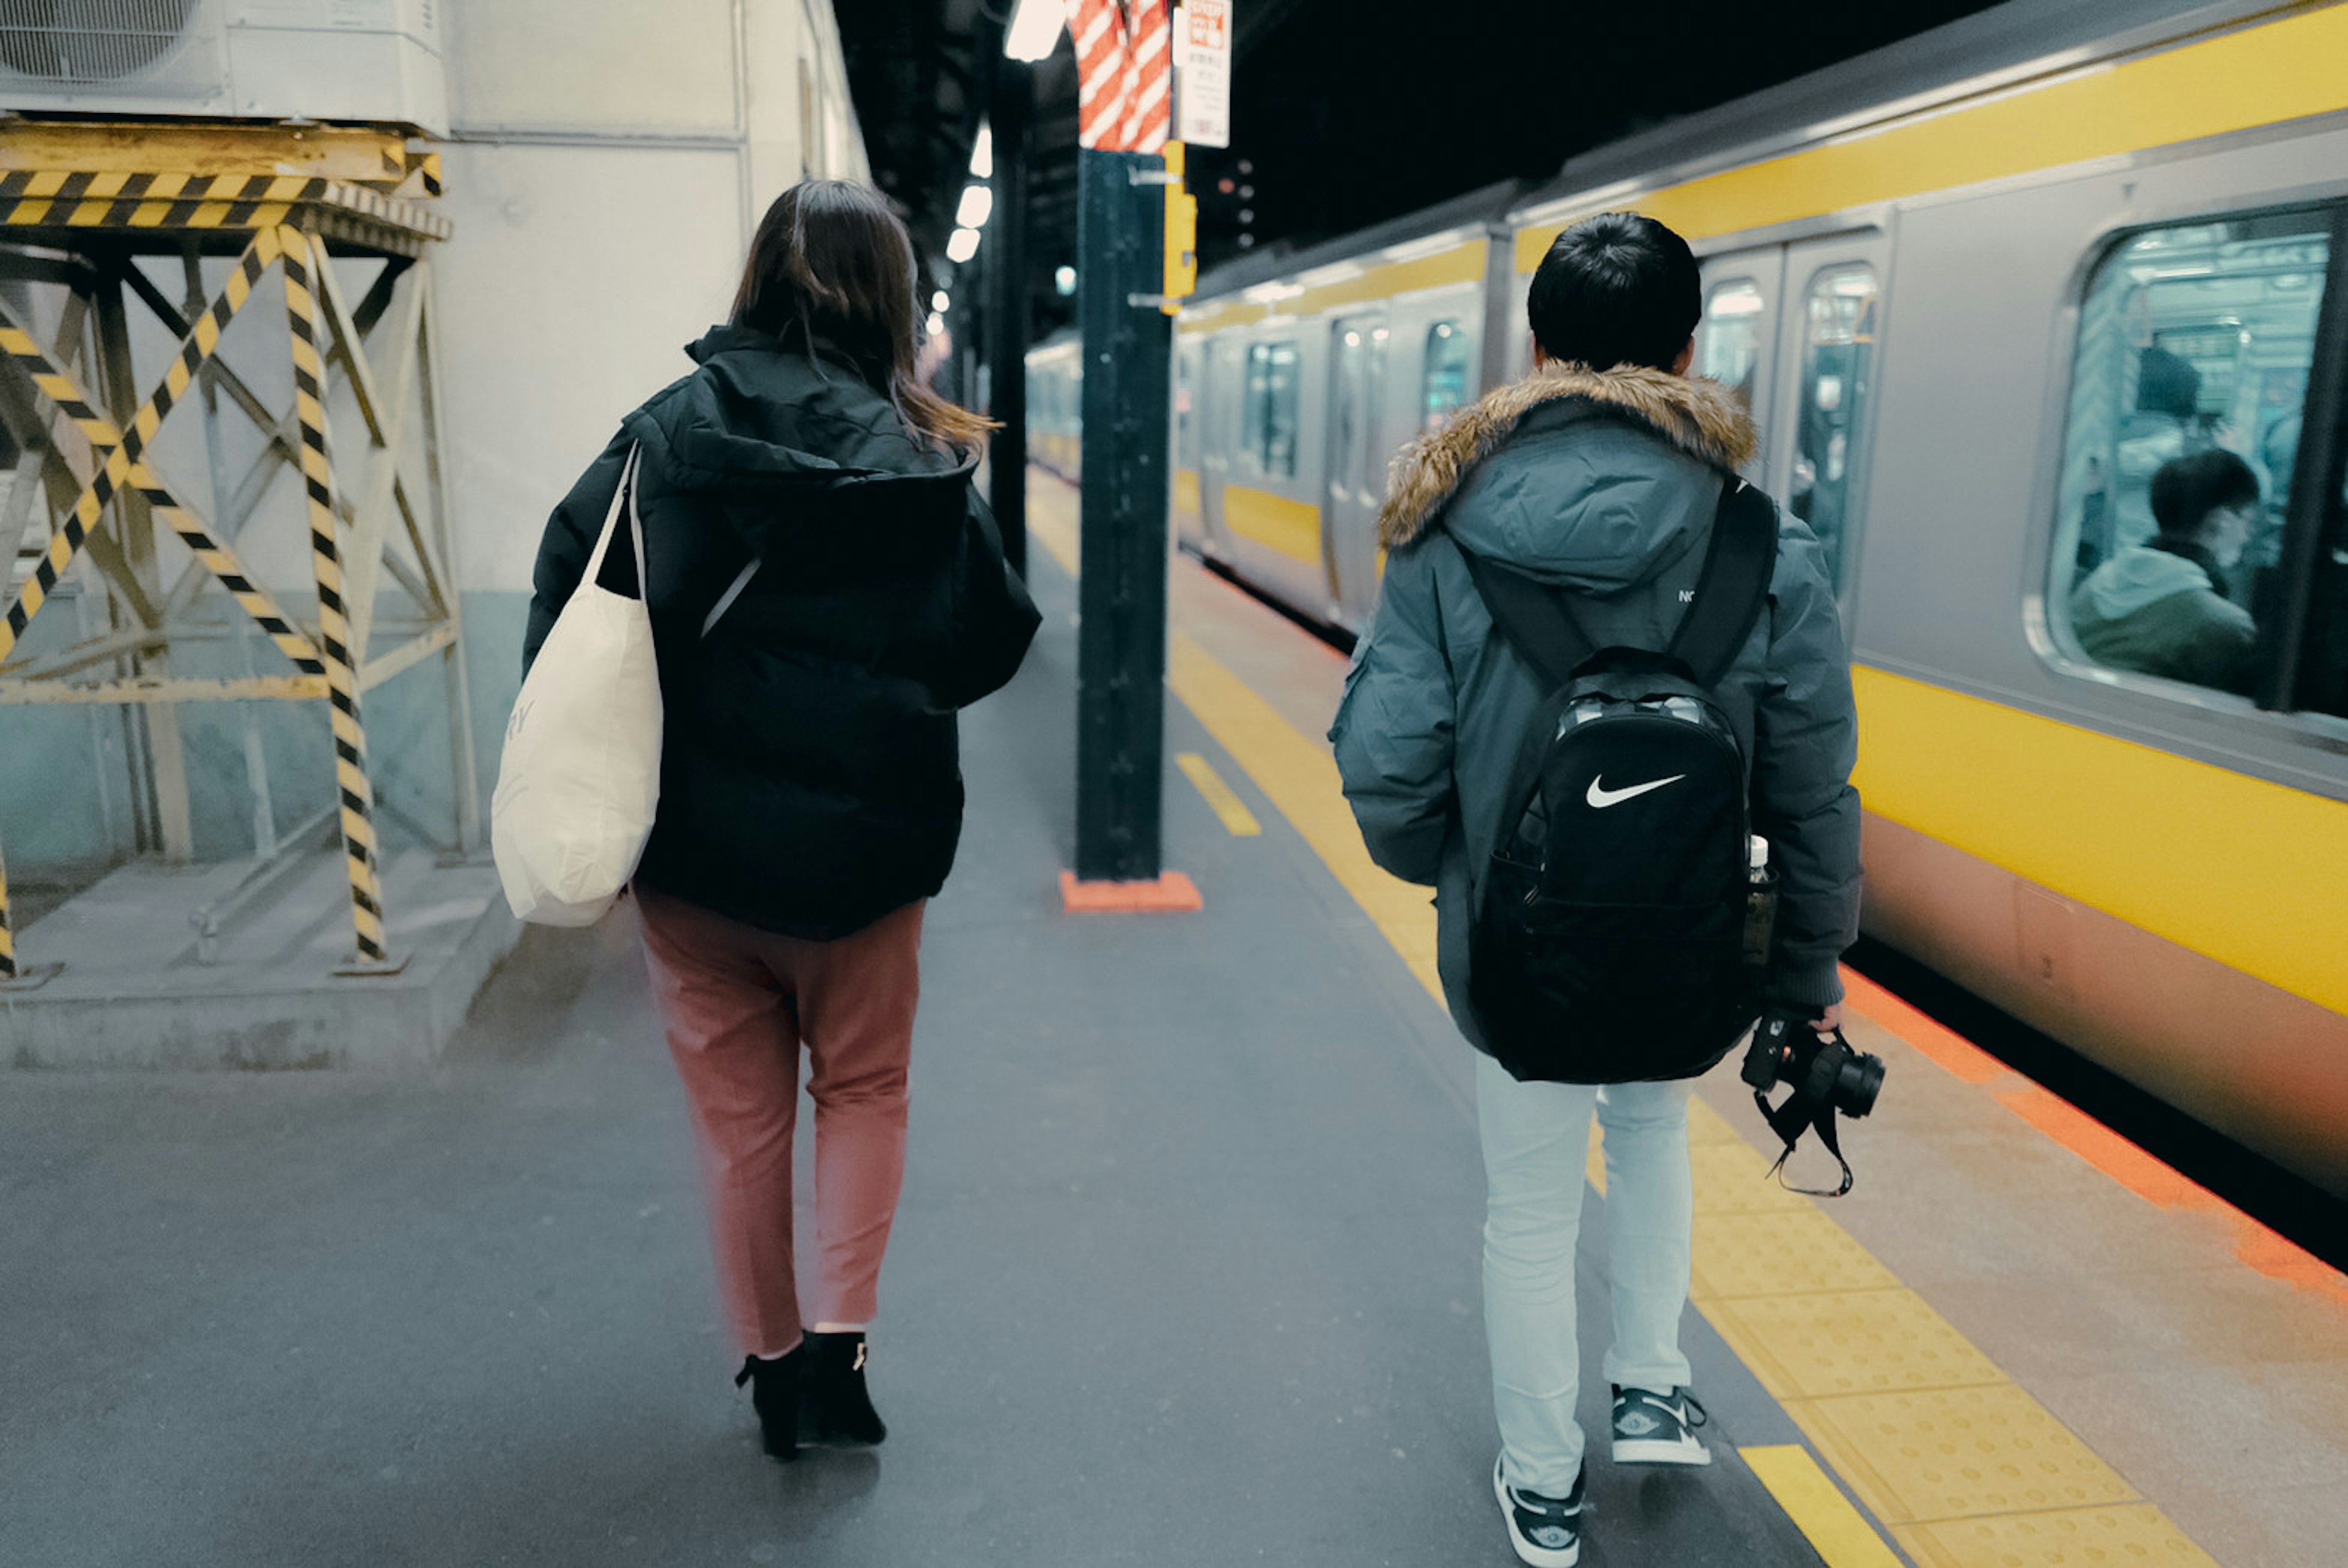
left=1175, top=348, right=1198, bottom=469
left=1244, top=339, right=1301, bottom=477
left=1697, top=279, right=1765, bottom=408
left=2050, top=210, right=2333, bottom=701
left=1790, top=266, right=1877, bottom=586
left=1422, top=320, right=1472, bottom=433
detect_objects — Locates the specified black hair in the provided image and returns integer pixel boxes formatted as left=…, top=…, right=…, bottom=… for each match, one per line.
left=732, top=180, right=992, bottom=455
left=2135, top=347, right=2202, bottom=420
left=2149, top=449, right=2258, bottom=539
left=1525, top=212, right=1702, bottom=372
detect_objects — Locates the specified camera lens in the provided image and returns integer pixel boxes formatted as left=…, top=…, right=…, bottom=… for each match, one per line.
left=1832, top=1047, right=1885, bottom=1118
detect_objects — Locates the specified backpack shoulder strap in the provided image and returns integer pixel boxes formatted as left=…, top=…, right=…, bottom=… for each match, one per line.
left=1665, top=476, right=1777, bottom=688
left=1455, top=544, right=1596, bottom=690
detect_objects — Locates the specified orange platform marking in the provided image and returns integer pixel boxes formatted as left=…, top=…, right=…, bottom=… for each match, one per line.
left=1993, top=1084, right=2220, bottom=1210
left=1058, top=869, right=1204, bottom=913
left=1839, top=967, right=2004, bottom=1084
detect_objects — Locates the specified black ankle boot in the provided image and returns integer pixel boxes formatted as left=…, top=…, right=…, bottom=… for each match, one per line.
left=734, top=1349, right=802, bottom=1463
left=799, top=1331, right=886, bottom=1446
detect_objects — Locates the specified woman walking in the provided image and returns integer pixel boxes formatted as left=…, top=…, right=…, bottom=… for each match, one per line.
left=522, top=181, right=1039, bottom=1462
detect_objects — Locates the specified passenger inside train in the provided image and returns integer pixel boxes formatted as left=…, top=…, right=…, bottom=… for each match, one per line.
left=2071, top=450, right=2262, bottom=694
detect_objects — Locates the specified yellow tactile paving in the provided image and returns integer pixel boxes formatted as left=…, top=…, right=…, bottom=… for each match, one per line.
left=1027, top=476, right=2228, bottom=1568
left=1796, top=1385, right=2144, bottom=1523
left=1689, top=1122, right=1817, bottom=1215
left=1704, top=1288, right=2011, bottom=1400
left=1897, top=1503, right=2221, bottom=1568
left=1691, top=1208, right=1902, bottom=1300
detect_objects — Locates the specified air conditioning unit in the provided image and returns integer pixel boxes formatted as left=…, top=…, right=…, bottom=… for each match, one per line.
left=0, top=0, right=447, bottom=135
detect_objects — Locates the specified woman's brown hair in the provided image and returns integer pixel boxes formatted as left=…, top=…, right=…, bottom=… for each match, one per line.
left=731, top=180, right=995, bottom=458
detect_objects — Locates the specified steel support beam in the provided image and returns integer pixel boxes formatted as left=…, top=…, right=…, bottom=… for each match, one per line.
left=1073, top=149, right=1172, bottom=883
left=987, top=57, right=1034, bottom=578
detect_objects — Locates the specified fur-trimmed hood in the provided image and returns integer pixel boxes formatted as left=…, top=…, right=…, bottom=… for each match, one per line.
left=1378, top=363, right=1758, bottom=551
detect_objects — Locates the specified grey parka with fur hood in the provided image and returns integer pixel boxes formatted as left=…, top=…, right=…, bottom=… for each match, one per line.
left=1328, top=363, right=1861, bottom=1053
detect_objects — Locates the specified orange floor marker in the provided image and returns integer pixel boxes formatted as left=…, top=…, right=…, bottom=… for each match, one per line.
left=1058, top=870, right=1204, bottom=913
left=1995, top=1083, right=2221, bottom=1210
left=1839, top=966, right=2007, bottom=1084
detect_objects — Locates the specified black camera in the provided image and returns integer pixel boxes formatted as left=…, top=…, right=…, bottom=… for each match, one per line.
left=1739, top=1010, right=1885, bottom=1196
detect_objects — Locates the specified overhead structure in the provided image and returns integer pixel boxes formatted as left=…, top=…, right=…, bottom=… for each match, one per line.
left=0, top=123, right=462, bottom=982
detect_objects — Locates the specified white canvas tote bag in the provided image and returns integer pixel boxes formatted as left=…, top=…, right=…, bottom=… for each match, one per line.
left=490, top=446, right=665, bottom=926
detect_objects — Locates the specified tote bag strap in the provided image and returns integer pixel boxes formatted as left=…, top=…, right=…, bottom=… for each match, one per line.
left=579, top=445, right=646, bottom=591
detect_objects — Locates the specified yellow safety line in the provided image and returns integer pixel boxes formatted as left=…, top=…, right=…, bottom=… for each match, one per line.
left=1027, top=494, right=1080, bottom=575
left=1166, top=633, right=1442, bottom=1000
left=1175, top=751, right=1261, bottom=836
left=1160, top=628, right=2220, bottom=1568
left=1742, top=1446, right=1905, bottom=1568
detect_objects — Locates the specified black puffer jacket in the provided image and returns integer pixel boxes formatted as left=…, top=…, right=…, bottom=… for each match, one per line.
left=523, top=325, right=1039, bottom=939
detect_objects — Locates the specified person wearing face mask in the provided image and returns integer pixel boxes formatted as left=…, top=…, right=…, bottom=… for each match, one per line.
left=2070, top=448, right=2261, bottom=694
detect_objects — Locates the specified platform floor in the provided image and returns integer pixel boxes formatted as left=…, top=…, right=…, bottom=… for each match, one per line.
left=1, top=472, right=2342, bottom=1567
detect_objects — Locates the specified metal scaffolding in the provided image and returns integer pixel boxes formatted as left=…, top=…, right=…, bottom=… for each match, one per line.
left=0, top=123, right=467, bottom=981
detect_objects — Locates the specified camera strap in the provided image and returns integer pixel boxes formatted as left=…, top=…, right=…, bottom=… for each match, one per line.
left=1753, top=1084, right=1856, bottom=1198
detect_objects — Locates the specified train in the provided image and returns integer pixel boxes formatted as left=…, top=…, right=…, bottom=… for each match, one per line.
left=1027, top=0, right=2348, bottom=1195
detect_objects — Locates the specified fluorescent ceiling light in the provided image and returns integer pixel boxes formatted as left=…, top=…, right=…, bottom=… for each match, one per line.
left=1242, top=281, right=1306, bottom=304
left=947, top=227, right=981, bottom=263
left=956, top=183, right=994, bottom=230
left=970, top=122, right=994, bottom=180
left=1005, top=0, right=1065, bottom=61
left=933, top=290, right=951, bottom=312
left=927, top=312, right=947, bottom=338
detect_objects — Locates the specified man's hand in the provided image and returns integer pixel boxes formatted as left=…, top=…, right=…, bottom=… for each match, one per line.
left=1812, top=1003, right=1844, bottom=1037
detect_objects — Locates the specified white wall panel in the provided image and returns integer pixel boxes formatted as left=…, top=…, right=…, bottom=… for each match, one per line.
left=435, top=143, right=746, bottom=594
left=448, top=0, right=739, bottom=134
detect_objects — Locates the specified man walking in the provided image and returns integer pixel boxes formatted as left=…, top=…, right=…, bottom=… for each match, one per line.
left=1329, top=212, right=1861, bottom=1566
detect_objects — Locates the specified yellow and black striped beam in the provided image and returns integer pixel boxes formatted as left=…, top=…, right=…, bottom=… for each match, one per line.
left=0, top=303, right=326, bottom=679
left=0, top=228, right=282, bottom=663
left=279, top=227, right=389, bottom=966
left=0, top=171, right=448, bottom=242
left=0, top=836, right=13, bottom=979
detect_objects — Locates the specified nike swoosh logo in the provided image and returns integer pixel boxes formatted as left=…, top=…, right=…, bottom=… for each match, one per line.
left=1586, top=773, right=1685, bottom=808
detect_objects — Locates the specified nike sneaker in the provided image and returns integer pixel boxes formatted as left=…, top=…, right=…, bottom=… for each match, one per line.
left=1610, top=1385, right=1711, bottom=1465
left=1493, top=1456, right=1584, bottom=1567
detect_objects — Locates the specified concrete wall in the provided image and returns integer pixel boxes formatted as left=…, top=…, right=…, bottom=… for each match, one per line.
left=0, top=1, right=865, bottom=890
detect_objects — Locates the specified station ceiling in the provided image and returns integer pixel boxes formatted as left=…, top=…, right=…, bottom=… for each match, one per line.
left=836, top=0, right=2008, bottom=333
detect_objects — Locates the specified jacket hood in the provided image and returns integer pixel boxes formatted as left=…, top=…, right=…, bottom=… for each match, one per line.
left=2075, top=543, right=2220, bottom=620
left=1379, top=363, right=1757, bottom=553
left=627, top=325, right=972, bottom=504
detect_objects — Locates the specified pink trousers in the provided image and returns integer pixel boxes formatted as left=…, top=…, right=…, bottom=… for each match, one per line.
left=637, top=888, right=923, bottom=1359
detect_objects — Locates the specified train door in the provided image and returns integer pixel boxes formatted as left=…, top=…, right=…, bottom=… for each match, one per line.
left=1172, top=338, right=1206, bottom=551
left=1694, top=246, right=1786, bottom=487
left=1200, top=333, right=1245, bottom=558
left=1326, top=313, right=1389, bottom=628
left=1767, top=232, right=1891, bottom=600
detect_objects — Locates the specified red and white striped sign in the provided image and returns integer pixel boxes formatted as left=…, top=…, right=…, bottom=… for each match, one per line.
left=1074, top=0, right=1170, bottom=153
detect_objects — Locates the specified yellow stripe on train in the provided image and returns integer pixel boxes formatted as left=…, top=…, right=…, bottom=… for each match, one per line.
left=1516, top=4, right=2348, bottom=263
left=1851, top=666, right=2348, bottom=1018
left=1220, top=485, right=1323, bottom=567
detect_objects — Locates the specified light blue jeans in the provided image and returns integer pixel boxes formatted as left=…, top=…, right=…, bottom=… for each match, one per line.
left=1477, top=1053, right=1694, bottom=1496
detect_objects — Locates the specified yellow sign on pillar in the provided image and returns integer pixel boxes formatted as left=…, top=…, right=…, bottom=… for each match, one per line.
left=1162, top=139, right=1198, bottom=314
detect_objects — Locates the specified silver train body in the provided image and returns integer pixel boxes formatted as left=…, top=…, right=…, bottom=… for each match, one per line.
left=1028, top=0, right=2348, bottom=1194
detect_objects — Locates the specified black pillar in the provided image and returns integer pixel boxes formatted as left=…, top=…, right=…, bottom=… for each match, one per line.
left=986, top=59, right=1033, bottom=577
left=1074, top=147, right=1172, bottom=883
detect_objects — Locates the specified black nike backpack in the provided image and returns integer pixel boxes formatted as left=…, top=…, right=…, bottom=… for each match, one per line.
left=1455, top=471, right=1778, bottom=1084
